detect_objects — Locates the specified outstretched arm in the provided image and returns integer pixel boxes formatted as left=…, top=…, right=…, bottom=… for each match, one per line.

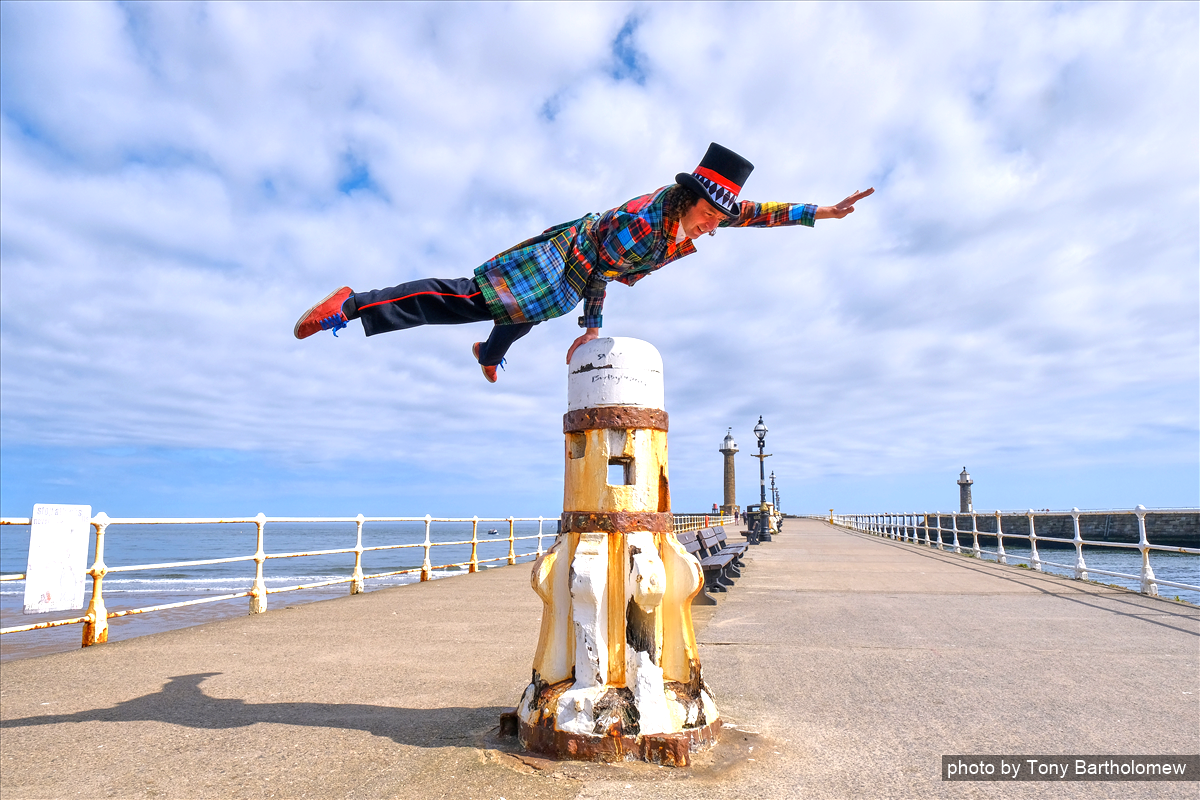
left=815, top=188, right=874, bottom=220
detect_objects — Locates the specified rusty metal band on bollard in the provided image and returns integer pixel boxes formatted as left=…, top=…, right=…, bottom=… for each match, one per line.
left=518, top=718, right=722, bottom=767
left=560, top=511, right=673, bottom=534
left=563, top=407, right=669, bottom=434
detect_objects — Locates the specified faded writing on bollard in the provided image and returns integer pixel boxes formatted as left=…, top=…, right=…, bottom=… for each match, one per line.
left=516, top=338, right=720, bottom=766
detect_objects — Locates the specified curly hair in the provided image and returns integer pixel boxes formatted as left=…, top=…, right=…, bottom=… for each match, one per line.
left=662, top=183, right=702, bottom=225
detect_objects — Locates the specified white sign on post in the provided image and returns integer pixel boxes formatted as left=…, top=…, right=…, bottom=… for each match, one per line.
left=23, top=504, right=92, bottom=614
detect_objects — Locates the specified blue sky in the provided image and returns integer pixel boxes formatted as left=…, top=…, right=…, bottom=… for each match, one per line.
left=1, top=1, right=1197, bottom=519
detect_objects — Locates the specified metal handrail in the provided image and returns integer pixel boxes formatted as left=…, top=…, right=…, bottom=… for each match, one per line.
left=825, top=506, right=1199, bottom=599
left=673, top=514, right=737, bottom=533
left=0, top=513, right=553, bottom=646
left=0, top=511, right=736, bottom=648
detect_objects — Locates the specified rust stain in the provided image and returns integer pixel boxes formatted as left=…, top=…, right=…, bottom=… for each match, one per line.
left=563, top=407, right=668, bottom=433
left=606, top=531, right=626, bottom=687
left=526, top=671, right=574, bottom=727
left=592, top=686, right=639, bottom=737
left=518, top=718, right=721, bottom=767
left=560, top=512, right=672, bottom=533
left=665, top=658, right=711, bottom=728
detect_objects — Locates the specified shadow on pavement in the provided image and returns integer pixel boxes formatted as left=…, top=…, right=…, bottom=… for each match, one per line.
left=0, top=672, right=510, bottom=747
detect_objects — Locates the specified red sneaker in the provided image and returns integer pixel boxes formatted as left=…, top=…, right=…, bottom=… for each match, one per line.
left=294, top=287, right=353, bottom=339
left=472, top=342, right=499, bottom=383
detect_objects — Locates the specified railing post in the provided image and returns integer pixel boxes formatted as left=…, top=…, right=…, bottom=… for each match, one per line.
left=1027, top=509, right=1042, bottom=571
left=351, top=514, right=365, bottom=594
left=1071, top=507, right=1088, bottom=580
left=250, top=512, right=268, bottom=613
left=1135, top=505, right=1158, bottom=596
left=469, top=517, right=479, bottom=574
left=951, top=513, right=962, bottom=554
left=81, top=513, right=109, bottom=647
left=537, top=516, right=545, bottom=556
left=971, top=513, right=981, bottom=558
left=420, top=515, right=432, bottom=581
left=922, top=513, right=930, bottom=546
left=995, top=511, right=1007, bottom=565
left=507, top=516, right=516, bottom=565
left=935, top=514, right=945, bottom=550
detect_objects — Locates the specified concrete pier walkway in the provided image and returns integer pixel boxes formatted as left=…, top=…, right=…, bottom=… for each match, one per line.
left=2, top=519, right=1196, bottom=799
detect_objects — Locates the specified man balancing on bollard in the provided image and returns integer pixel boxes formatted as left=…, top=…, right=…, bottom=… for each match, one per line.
left=294, top=143, right=873, bottom=382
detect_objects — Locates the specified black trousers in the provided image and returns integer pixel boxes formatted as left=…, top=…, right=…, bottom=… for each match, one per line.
left=345, top=276, right=535, bottom=366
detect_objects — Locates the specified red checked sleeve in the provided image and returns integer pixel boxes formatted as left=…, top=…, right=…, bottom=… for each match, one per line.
left=720, top=201, right=817, bottom=228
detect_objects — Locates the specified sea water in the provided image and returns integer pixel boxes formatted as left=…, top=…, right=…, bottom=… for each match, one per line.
left=2, top=522, right=1195, bottom=662
left=0, top=519, right=553, bottom=661
left=974, top=545, right=1198, bottom=604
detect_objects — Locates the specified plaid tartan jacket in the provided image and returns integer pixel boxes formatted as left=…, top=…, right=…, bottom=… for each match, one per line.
left=474, top=185, right=817, bottom=328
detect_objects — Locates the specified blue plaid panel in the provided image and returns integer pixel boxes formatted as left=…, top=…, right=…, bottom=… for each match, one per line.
left=476, top=188, right=816, bottom=327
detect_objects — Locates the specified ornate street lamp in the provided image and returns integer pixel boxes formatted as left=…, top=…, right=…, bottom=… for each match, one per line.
left=752, top=416, right=772, bottom=543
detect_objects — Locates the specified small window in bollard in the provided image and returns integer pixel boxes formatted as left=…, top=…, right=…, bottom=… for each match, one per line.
left=568, top=433, right=586, bottom=459
left=607, top=458, right=633, bottom=486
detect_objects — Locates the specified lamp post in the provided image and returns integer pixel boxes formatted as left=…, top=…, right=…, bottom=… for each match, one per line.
left=753, top=416, right=772, bottom=543
left=770, top=471, right=778, bottom=512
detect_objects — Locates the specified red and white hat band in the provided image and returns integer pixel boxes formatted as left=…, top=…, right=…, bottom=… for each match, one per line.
left=690, top=171, right=740, bottom=214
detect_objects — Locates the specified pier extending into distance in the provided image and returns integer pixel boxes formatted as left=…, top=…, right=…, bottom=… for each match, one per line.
left=1, top=517, right=1196, bottom=799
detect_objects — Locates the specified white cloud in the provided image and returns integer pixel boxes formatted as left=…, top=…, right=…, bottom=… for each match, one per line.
left=1, top=1, right=1196, bottom=515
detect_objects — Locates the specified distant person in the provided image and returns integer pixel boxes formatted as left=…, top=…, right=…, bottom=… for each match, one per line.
left=295, top=143, right=873, bottom=382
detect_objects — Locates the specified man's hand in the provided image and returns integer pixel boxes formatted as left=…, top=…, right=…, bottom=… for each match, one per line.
left=567, top=328, right=600, bottom=364
left=815, top=187, right=874, bottom=220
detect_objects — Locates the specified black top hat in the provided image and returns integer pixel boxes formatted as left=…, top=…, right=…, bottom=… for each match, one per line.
left=676, top=143, right=754, bottom=217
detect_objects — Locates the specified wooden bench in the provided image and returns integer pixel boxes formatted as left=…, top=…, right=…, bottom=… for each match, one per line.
left=697, top=527, right=742, bottom=579
left=706, top=526, right=749, bottom=561
left=675, top=530, right=736, bottom=603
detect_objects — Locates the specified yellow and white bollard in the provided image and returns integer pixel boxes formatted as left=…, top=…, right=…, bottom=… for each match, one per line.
left=516, top=338, right=720, bottom=765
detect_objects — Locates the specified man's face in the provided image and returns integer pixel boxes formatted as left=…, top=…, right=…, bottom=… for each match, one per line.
left=679, top=200, right=725, bottom=239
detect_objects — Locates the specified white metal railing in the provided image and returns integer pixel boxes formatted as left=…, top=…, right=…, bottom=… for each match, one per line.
left=826, top=506, right=1199, bottom=599
left=673, top=513, right=737, bottom=533
left=0, top=513, right=554, bottom=647
left=0, top=510, right=738, bottom=649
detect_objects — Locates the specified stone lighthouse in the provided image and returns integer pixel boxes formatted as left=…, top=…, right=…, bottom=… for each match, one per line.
left=719, top=428, right=738, bottom=516
left=516, top=337, right=720, bottom=765
left=958, top=467, right=973, bottom=513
